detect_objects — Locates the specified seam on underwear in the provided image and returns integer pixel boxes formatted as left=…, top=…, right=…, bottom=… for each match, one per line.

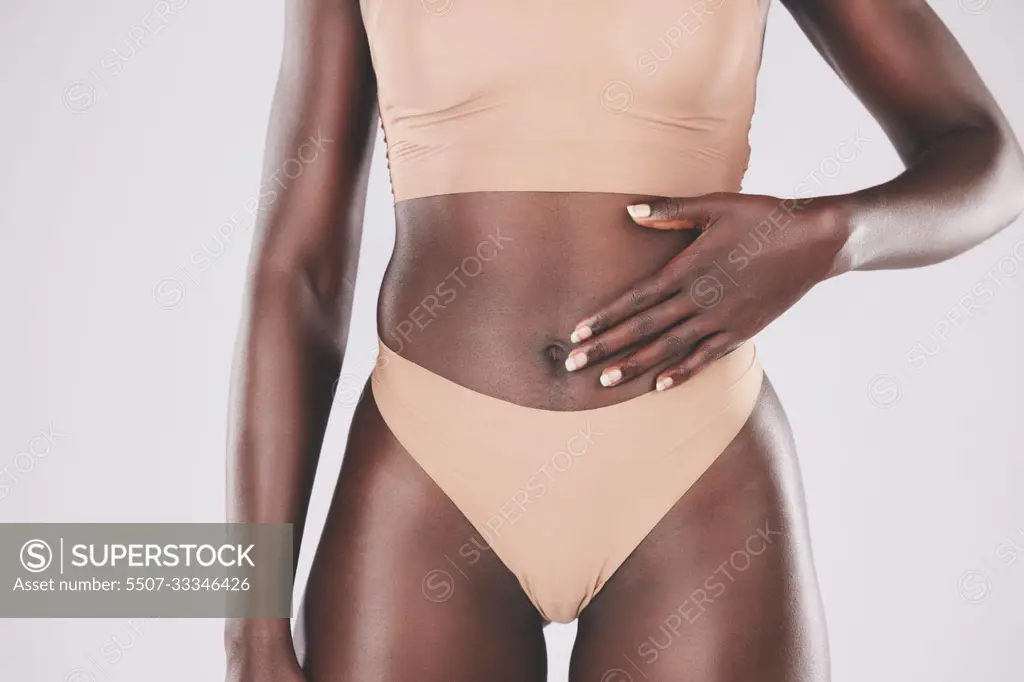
left=371, top=374, right=522, bottom=531
left=579, top=369, right=766, bottom=617
left=371, top=379, right=549, bottom=616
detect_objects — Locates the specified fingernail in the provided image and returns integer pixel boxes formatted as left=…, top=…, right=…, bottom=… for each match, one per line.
left=565, top=352, right=588, bottom=372
left=656, top=377, right=674, bottom=392
left=570, top=326, right=592, bottom=344
left=600, top=368, right=623, bottom=387
left=627, top=203, right=651, bottom=219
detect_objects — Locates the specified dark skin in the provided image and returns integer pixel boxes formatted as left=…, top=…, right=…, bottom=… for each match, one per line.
left=567, top=0, right=1024, bottom=391
left=225, top=1, right=1024, bottom=681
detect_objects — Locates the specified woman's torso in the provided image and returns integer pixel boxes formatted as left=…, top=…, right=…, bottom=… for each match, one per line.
left=379, top=192, right=702, bottom=408
left=368, top=0, right=769, bottom=408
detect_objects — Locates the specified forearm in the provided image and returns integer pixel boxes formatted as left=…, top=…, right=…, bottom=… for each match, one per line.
left=223, top=161, right=368, bottom=649
left=827, top=119, right=1024, bottom=275
left=224, top=265, right=350, bottom=645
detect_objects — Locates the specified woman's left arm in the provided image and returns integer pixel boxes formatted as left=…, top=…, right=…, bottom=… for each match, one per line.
left=781, top=0, right=1024, bottom=271
left=566, top=0, right=1024, bottom=391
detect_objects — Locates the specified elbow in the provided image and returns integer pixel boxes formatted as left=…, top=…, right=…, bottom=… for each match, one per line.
left=273, top=250, right=353, bottom=312
left=957, top=119, right=1024, bottom=238
left=978, top=115, right=1024, bottom=226
left=999, top=131, right=1024, bottom=223
left=251, top=248, right=356, bottom=349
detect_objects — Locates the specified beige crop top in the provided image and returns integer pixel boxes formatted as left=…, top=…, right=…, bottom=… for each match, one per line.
left=359, top=0, right=767, bottom=202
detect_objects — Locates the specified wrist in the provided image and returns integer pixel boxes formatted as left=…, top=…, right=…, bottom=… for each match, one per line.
left=224, top=617, right=294, bottom=651
left=225, top=626, right=302, bottom=682
left=805, top=193, right=857, bottom=280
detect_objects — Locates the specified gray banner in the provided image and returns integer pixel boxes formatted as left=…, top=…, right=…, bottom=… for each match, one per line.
left=0, top=523, right=292, bottom=617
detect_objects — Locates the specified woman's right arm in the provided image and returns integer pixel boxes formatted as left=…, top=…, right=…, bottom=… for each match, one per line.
left=224, top=0, right=377, bottom=677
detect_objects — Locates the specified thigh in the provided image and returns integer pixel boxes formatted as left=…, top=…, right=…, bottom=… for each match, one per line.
left=570, top=377, right=830, bottom=682
left=297, top=380, right=547, bottom=682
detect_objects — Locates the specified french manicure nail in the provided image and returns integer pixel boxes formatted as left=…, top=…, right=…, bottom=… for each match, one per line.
left=570, top=326, right=592, bottom=344
left=565, top=352, right=587, bottom=372
left=656, top=377, right=674, bottom=392
left=627, top=203, right=651, bottom=219
left=600, top=368, right=623, bottom=387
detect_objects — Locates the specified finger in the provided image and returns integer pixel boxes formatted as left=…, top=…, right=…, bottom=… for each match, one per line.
left=625, top=193, right=725, bottom=231
left=655, top=333, right=737, bottom=391
left=564, top=295, right=696, bottom=371
left=595, top=317, right=718, bottom=388
left=570, top=271, right=677, bottom=345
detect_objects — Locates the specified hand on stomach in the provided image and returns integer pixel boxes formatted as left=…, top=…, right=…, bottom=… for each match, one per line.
left=377, top=191, right=701, bottom=410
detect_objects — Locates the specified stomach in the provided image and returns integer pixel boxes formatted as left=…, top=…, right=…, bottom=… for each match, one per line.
left=376, top=191, right=702, bottom=410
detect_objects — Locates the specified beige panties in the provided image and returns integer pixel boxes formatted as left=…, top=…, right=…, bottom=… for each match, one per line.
left=371, top=339, right=764, bottom=623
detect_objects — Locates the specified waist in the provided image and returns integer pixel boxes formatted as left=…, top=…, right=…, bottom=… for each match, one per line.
left=375, top=191, right=741, bottom=410
left=385, top=137, right=749, bottom=203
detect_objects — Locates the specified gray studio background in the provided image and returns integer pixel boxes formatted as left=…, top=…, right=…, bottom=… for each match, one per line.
left=2, top=0, right=1022, bottom=680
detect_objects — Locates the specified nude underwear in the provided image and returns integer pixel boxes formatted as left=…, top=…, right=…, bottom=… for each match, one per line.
left=361, top=0, right=769, bottom=621
left=372, top=340, right=764, bottom=622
